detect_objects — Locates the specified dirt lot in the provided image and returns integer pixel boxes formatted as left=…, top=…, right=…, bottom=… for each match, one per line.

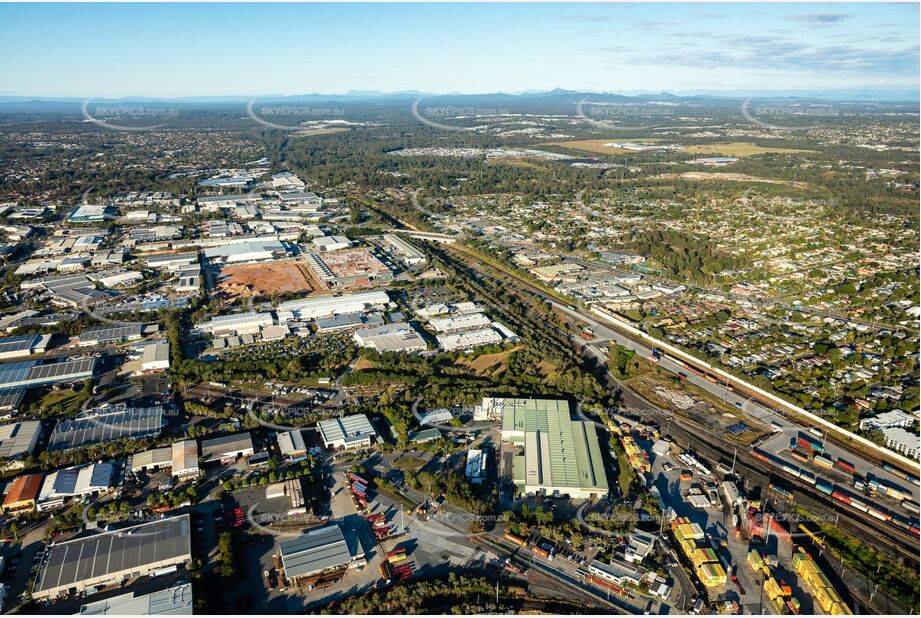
left=654, top=172, right=811, bottom=188
left=539, top=139, right=642, bottom=155
left=216, top=261, right=315, bottom=298
left=456, top=346, right=520, bottom=375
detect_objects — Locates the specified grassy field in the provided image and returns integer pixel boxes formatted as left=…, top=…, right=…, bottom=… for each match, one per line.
left=613, top=446, right=636, bottom=496
left=31, top=386, right=91, bottom=418
left=292, top=127, right=349, bottom=136
left=391, top=455, right=427, bottom=470
left=540, top=139, right=811, bottom=158
left=457, top=346, right=520, bottom=375
left=682, top=142, right=813, bottom=156
left=539, top=139, right=653, bottom=155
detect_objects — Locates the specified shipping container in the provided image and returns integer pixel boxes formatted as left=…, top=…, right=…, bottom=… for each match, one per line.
left=835, top=458, right=856, bottom=473
left=816, top=480, right=834, bottom=495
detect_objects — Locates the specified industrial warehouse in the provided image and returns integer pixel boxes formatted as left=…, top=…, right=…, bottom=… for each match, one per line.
left=47, top=404, right=165, bottom=451
left=492, top=397, right=610, bottom=500
left=0, top=357, right=97, bottom=390
left=0, top=334, right=52, bottom=360
left=32, top=514, right=192, bottom=601
left=317, top=414, right=376, bottom=450
left=129, top=439, right=200, bottom=479
left=0, top=420, right=41, bottom=459
left=278, top=290, right=391, bottom=320
left=278, top=524, right=367, bottom=588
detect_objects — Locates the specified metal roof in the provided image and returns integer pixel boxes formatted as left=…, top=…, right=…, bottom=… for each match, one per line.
left=501, top=398, right=608, bottom=495
left=278, top=524, right=354, bottom=580
left=0, top=357, right=96, bottom=390
left=79, top=323, right=144, bottom=344
left=317, top=414, right=375, bottom=445
left=48, top=405, right=165, bottom=451
left=277, top=430, right=307, bottom=456
left=0, top=334, right=44, bottom=356
left=200, top=432, right=253, bottom=462
left=0, top=420, right=40, bottom=458
left=34, top=515, right=191, bottom=597
left=79, top=582, right=193, bottom=615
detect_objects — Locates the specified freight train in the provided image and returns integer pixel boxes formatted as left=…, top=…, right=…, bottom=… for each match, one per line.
left=751, top=447, right=920, bottom=537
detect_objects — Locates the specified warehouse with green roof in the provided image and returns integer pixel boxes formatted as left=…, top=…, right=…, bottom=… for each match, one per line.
left=495, top=397, right=609, bottom=500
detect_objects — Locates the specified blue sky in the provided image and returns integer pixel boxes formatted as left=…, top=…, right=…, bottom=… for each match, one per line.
left=0, top=3, right=917, bottom=97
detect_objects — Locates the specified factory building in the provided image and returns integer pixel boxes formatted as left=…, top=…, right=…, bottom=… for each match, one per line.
left=2, top=473, right=43, bottom=514
left=143, top=252, right=199, bottom=272
left=352, top=322, right=427, bottom=354
left=312, top=235, right=352, bottom=252
left=48, top=404, right=165, bottom=451
left=77, top=582, right=193, bottom=615
left=278, top=290, right=390, bottom=321
left=0, top=420, right=41, bottom=460
left=0, top=334, right=52, bottom=360
left=200, top=432, right=254, bottom=463
left=32, top=515, right=192, bottom=601
left=381, top=234, right=426, bottom=266
left=495, top=397, right=609, bottom=500
left=436, top=328, right=504, bottom=352
left=203, top=239, right=288, bottom=264
left=78, top=323, right=147, bottom=347
left=130, top=440, right=200, bottom=479
left=318, top=414, right=376, bottom=450
left=277, top=430, right=309, bottom=462
left=278, top=524, right=366, bottom=587
left=0, top=357, right=96, bottom=391
left=204, top=312, right=274, bottom=336
left=140, top=340, right=170, bottom=373
left=37, top=462, right=116, bottom=511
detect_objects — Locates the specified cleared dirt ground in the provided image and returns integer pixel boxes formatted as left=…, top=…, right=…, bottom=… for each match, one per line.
left=216, top=260, right=315, bottom=298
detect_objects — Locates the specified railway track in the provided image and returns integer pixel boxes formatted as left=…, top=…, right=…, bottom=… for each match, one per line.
left=478, top=534, right=635, bottom=614
left=439, top=239, right=919, bottom=481
left=658, top=414, right=919, bottom=570
left=434, top=239, right=919, bottom=561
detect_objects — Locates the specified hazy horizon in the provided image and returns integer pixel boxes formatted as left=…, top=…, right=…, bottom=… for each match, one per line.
left=1, top=3, right=917, bottom=99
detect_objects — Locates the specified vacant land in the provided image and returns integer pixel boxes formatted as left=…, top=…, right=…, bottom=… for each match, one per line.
left=539, top=139, right=647, bottom=155
left=216, top=260, right=314, bottom=298
left=292, top=127, right=349, bottom=137
left=457, top=346, right=520, bottom=375
left=654, top=172, right=811, bottom=188
left=682, top=141, right=813, bottom=156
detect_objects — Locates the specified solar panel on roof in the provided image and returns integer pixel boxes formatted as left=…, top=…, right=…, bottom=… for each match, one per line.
left=0, top=335, right=40, bottom=355
left=48, top=405, right=165, bottom=451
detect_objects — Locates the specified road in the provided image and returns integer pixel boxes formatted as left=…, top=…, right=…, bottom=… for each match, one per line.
left=568, top=308, right=919, bottom=505
left=433, top=239, right=917, bottom=480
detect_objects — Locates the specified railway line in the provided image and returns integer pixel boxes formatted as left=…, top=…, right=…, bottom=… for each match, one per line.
left=429, top=238, right=920, bottom=558
left=478, top=534, right=638, bottom=614
left=433, top=238, right=919, bottom=483
left=435, top=239, right=919, bottom=477
left=656, top=411, right=919, bottom=570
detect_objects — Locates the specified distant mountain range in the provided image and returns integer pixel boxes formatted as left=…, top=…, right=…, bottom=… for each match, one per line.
left=0, top=88, right=916, bottom=113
